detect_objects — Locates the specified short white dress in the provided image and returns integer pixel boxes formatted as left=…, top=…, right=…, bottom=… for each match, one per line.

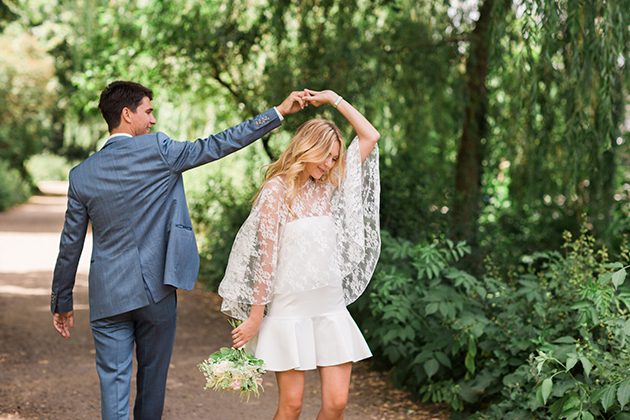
left=218, top=137, right=380, bottom=371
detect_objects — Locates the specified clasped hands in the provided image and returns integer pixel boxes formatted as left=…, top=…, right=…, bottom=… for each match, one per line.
left=275, top=89, right=340, bottom=116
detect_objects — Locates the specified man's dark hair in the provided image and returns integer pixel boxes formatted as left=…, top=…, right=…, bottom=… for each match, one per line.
left=98, top=81, right=153, bottom=131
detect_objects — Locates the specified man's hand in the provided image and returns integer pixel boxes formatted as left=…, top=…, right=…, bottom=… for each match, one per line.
left=276, top=91, right=308, bottom=116
left=303, top=89, right=337, bottom=107
left=53, top=311, right=74, bottom=339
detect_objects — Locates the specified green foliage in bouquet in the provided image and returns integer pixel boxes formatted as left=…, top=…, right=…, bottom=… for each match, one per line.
left=357, top=224, right=630, bottom=419
left=198, top=347, right=266, bottom=402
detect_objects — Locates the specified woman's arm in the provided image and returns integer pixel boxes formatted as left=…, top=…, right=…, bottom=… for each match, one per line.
left=231, top=179, right=285, bottom=348
left=304, top=89, right=380, bottom=163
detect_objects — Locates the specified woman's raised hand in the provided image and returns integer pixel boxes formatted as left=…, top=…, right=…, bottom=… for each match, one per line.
left=303, top=89, right=380, bottom=163
left=303, top=89, right=338, bottom=108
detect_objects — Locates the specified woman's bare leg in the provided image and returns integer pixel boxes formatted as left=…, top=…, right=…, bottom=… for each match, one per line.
left=274, top=369, right=305, bottom=420
left=317, top=363, right=353, bottom=420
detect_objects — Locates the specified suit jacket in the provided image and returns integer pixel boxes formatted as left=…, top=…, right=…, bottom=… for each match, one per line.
left=51, top=108, right=281, bottom=321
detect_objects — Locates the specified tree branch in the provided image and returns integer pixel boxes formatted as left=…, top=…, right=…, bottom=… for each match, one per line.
left=211, top=66, right=276, bottom=161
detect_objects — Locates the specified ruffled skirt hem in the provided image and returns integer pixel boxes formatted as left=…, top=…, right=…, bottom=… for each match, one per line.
left=246, top=309, right=372, bottom=372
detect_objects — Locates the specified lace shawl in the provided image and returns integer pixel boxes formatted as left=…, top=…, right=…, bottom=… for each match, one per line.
left=218, top=137, right=380, bottom=319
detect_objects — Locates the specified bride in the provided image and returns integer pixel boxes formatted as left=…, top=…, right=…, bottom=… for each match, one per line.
left=218, top=88, right=380, bottom=420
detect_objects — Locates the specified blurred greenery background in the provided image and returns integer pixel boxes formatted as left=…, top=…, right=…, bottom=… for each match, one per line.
left=2, top=0, right=630, bottom=418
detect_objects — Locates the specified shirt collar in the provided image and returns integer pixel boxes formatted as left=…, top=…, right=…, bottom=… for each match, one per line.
left=102, top=132, right=133, bottom=149
left=106, top=132, right=133, bottom=141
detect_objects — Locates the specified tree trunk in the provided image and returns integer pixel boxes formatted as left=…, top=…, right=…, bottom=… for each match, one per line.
left=452, top=0, right=496, bottom=243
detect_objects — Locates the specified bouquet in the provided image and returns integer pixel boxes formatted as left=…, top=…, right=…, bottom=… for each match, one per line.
left=198, top=321, right=266, bottom=401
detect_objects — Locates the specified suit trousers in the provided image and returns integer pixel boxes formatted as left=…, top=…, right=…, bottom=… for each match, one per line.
left=90, top=289, right=177, bottom=420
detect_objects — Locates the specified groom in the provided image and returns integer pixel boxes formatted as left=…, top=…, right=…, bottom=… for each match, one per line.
left=50, top=81, right=306, bottom=419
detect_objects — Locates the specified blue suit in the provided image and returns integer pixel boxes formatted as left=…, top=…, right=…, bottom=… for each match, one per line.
left=51, top=108, right=281, bottom=419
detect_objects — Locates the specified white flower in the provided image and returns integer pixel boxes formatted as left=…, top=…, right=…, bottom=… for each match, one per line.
left=198, top=346, right=266, bottom=402
left=212, top=360, right=234, bottom=376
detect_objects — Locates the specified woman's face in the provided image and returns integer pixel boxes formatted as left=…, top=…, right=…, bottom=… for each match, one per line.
left=304, top=140, right=340, bottom=180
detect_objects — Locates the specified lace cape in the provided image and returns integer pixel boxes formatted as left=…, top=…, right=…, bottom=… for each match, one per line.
left=218, top=137, right=380, bottom=320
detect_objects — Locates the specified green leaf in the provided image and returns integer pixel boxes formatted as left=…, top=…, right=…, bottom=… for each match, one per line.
left=602, top=384, right=617, bottom=412
left=571, top=301, right=591, bottom=310
left=598, top=272, right=613, bottom=285
left=413, top=351, right=431, bottom=365
left=605, top=262, right=624, bottom=269
left=423, top=358, right=439, bottom=379
left=465, top=352, right=475, bottom=374
left=613, top=269, right=627, bottom=288
left=439, top=302, right=450, bottom=318
left=434, top=351, right=452, bottom=369
left=425, top=302, right=439, bottom=315
left=590, top=386, right=607, bottom=404
left=618, top=378, right=630, bottom=409
left=471, top=320, right=487, bottom=337
left=624, top=319, right=630, bottom=335
left=554, top=336, right=577, bottom=344
left=468, top=335, right=477, bottom=357
left=565, top=353, right=578, bottom=371
left=549, top=394, right=569, bottom=419
left=560, top=407, right=580, bottom=420
left=382, top=328, right=400, bottom=345
left=579, top=356, right=592, bottom=377
left=403, top=325, right=416, bottom=341
left=581, top=412, right=594, bottom=420
left=541, top=377, right=553, bottom=405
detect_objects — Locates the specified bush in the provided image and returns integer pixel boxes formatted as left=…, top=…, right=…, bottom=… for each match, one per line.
left=0, top=30, right=57, bottom=180
left=189, top=175, right=256, bottom=291
left=26, top=153, right=73, bottom=183
left=354, top=224, right=630, bottom=419
left=0, top=159, right=30, bottom=211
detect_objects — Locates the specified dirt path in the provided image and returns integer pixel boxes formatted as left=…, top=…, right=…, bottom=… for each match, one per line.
left=0, top=183, right=447, bottom=420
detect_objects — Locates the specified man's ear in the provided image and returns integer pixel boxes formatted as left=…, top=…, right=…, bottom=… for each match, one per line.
left=121, top=107, right=132, bottom=124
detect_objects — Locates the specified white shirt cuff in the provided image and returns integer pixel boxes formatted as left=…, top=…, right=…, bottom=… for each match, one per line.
left=273, top=107, right=284, bottom=121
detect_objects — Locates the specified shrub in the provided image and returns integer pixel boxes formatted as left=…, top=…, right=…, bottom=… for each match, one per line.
left=26, top=153, right=73, bottom=183
left=356, top=224, right=630, bottom=419
left=189, top=175, right=256, bottom=291
left=0, top=159, right=30, bottom=211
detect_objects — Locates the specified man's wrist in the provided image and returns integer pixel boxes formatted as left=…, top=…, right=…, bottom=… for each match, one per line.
left=273, top=106, right=284, bottom=121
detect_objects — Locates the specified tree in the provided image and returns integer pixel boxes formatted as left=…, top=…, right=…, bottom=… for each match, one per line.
left=19, top=0, right=630, bottom=261
left=482, top=0, right=630, bottom=255
left=452, top=0, right=508, bottom=242
left=0, top=29, right=57, bottom=183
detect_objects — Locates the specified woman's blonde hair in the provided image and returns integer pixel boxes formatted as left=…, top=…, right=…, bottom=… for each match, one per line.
left=254, top=119, right=346, bottom=211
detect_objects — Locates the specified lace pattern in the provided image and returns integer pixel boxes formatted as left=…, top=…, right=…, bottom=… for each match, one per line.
left=218, top=137, right=380, bottom=319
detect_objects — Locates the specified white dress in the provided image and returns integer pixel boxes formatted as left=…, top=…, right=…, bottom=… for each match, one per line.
left=218, top=137, right=380, bottom=371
